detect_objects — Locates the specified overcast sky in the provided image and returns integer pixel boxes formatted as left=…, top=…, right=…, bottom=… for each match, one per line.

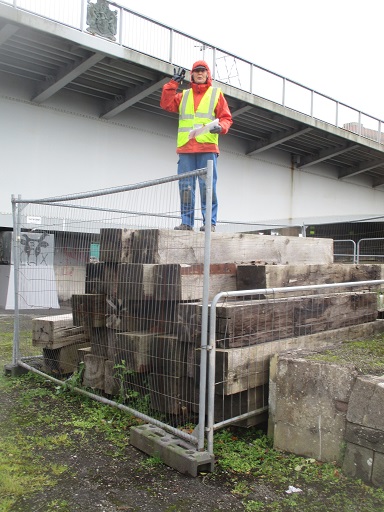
left=117, top=0, right=384, bottom=121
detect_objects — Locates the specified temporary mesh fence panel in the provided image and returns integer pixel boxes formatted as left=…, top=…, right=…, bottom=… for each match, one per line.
left=303, top=222, right=384, bottom=263
left=206, top=278, right=384, bottom=454
left=10, top=175, right=384, bottom=461
left=11, top=170, right=212, bottom=446
left=357, top=238, right=384, bottom=263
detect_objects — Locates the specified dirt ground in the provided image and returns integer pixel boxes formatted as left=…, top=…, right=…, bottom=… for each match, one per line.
left=3, top=310, right=384, bottom=512
left=1, top=311, right=252, bottom=512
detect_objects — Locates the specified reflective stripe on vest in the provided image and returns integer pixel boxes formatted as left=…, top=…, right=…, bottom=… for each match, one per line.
left=177, top=87, right=221, bottom=147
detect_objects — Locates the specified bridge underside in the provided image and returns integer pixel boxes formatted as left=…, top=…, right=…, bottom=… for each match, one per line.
left=1, top=2, right=384, bottom=190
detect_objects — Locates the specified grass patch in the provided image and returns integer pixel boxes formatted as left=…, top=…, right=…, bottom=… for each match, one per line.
left=306, top=334, right=384, bottom=375
left=213, top=428, right=384, bottom=511
left=0, top=428, right=68, bottom=511
left=0, top=330, right=13, bottom=365
left=2, top=323, right=384, bottom=511
left=0, top=365, right=140, bottom=510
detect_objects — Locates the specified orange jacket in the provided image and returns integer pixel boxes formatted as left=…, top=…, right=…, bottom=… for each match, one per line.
left=160, top=60, right=233, bottom=154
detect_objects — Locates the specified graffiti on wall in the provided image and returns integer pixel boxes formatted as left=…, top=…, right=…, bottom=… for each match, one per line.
left=19, top=233, right=53, bottom=267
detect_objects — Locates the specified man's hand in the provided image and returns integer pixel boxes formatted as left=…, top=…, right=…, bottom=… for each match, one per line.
left=210, top=124, right=222, bottom=134
left=173, top=67, right=186, bottom=83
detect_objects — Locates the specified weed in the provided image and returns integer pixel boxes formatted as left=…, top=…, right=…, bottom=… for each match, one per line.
left=113, top=360, right=136, bottom=401
left=59, top=362, right=85, bottom=393
left=45, top=499, right=71, bottom=511
left=232, top=480, right=251, bottom=497
left=140, top=454, right=164, bottom=469
left=243, top=501, right=265, bottom=511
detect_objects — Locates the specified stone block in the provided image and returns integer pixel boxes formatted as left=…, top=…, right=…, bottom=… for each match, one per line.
left=347, top=375, right=384, bottom=430
left=236, top=263, right=381, bottom=297
left=115, top=331, right=155, bottom=373
left=99, top=228, right=333, bottom=265
left=372, top=451, right=384, bottom=487
left=270, top=354, right=357, bottom=463
left=72, top=293, right=106, bottom=328
left=345, top=422, right=384, bottom=454
left=32, top=313, right=73, bottom=344
left=4, top=363, right=29, bottom=377
left=273, top=422, right=346, bottom=463
left=151, top=335, right=189, bottom=377
left=148, top=374, right=195, bottom=415
left=43, top=341, right=90, bottom=375
left=89, top=327, right=109, bottom=358
left=342, top=442, right=373, bottom=484
left=193, top=385, right=269, bottom=428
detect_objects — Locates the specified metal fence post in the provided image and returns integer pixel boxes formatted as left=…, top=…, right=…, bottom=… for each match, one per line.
left=197, top=160, right=213, bottom=451
left=207, top=290, right=225, bottom=456
left=11, top=195, right=21, bottom=365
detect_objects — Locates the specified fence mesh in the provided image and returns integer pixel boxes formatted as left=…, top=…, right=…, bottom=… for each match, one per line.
left=206, top=279, right=384, bottom=453
left=10, top=170, right=214, bottom=445
left=8, top=175, right=384, bottom=462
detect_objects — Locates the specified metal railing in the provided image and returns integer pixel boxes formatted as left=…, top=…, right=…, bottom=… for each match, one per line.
left=334, top=239, right=357, bottom=263
left=1, top=0, right=383, bottom=144
left=357, top=238, right=384, bottom=264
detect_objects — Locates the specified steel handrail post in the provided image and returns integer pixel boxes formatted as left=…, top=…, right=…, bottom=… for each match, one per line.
left=353, top=239, right=357, bottom=264
left=80, top=0, right=86, bottom=32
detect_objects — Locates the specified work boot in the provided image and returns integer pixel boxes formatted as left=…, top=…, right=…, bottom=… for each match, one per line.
left=174, top=224, right=193, bottom=231
left=200, top=225, right=216, bottom=232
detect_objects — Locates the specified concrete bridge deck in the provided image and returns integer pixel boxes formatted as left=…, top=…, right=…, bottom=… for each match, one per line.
left=1, top=1, right=384, bottom=231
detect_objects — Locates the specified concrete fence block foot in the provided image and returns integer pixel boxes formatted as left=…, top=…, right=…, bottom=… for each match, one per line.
left=130, top=424, right=214, bottom=477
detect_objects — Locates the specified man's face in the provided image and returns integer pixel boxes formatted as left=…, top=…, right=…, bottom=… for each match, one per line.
left=192, top=68, right=208, bottom=84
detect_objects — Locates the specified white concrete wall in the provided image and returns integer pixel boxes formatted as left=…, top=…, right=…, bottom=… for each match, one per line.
left=1, top=73, right=384, bottom=229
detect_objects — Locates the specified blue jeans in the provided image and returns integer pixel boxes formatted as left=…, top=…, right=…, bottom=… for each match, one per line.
left=177, top=153, right=218, bottom=227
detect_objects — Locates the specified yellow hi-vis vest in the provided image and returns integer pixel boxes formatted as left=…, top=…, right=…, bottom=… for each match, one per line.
left=177, top=87, right=221, bottom=148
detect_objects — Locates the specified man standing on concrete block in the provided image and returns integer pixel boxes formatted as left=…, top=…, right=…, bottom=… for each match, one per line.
left=160, top=60, right=233, bottom=232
